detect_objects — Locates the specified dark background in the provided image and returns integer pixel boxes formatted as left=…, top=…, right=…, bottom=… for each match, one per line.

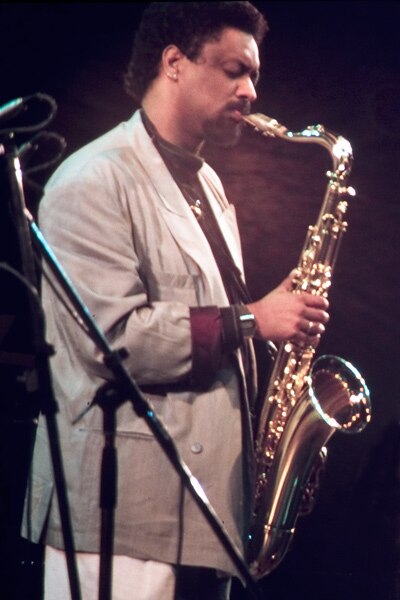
left=0, top=2, right=399, bottom=599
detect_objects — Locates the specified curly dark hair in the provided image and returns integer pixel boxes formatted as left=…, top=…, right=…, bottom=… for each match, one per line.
left=124, top=2, right=269, bottom=103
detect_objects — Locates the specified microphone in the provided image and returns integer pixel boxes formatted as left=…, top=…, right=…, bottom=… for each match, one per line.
left=17, top=139, right=39, bottom=162
left=0, top=97, right=25, bottom=122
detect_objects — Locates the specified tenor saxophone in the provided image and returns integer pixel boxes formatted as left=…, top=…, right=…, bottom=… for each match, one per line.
left=242, top=113, right=372, bottom=579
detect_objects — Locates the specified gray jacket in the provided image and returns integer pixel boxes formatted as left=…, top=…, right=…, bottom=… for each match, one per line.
left=23, top=111, right=256, bottom=576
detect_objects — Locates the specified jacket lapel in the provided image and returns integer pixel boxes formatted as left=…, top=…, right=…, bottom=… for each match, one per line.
left=127, top=112, right=245, bottom=306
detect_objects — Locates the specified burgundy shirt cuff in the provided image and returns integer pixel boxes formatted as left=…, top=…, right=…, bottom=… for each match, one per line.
left=189, top=306, right=242, bottom=387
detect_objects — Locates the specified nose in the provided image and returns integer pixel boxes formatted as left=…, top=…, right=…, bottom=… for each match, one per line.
left=237, top=76, right=257, bottom=102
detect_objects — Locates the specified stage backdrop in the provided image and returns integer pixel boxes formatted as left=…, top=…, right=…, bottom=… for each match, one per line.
left=0, top=3, right=399, bottom=600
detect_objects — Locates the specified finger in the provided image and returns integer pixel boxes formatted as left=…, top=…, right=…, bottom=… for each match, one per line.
left=301, top=319, right=325, bottom=336
left=279, top=270, right=298, bottom=292
left=304, top=308, right=330, bottom=325
left=289, top=268, right=300, bottom=281
left=309, top=333, right=322, bottom=348
left=303, top=293, right=329, bottom=310
left=293, top=331, right=322, bottom=348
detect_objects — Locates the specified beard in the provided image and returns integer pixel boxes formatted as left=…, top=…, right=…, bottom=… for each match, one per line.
left=203, top=103, right=249, bottom=147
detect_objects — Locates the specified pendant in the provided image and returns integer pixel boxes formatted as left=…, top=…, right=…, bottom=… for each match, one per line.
left=190, top=199, right=202, bottom=219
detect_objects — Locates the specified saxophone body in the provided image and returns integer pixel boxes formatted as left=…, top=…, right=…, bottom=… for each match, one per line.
left=242, top=114, right=372, bottom=579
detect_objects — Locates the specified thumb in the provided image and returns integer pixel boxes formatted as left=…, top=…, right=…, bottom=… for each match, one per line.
left=279, top=269, right=299, bottom=292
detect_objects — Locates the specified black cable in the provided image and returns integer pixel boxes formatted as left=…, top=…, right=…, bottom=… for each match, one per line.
left=0, top=93, right=58, bottom=136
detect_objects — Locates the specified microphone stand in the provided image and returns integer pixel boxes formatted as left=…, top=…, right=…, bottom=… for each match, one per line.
left=92, top=382, right=120, bottom=600
left=0, top=142, right=82, bottom=600
left=24, top=208, right=264, bottom=600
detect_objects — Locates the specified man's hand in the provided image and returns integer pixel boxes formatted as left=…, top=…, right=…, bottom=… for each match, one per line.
left=248, top=271, right=330, bottom=346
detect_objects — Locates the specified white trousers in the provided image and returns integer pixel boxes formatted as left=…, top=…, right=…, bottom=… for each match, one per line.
left=44, top=545, right=177, bottom=600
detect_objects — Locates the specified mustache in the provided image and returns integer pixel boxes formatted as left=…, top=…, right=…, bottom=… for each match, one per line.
left=226, top=101, right=251, bottom=116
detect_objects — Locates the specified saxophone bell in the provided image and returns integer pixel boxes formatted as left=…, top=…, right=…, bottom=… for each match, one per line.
left=249, top=355, right=371, bottom=579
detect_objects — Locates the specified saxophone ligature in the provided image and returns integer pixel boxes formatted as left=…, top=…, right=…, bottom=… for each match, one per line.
left=242, top=113, right=372, bottom=579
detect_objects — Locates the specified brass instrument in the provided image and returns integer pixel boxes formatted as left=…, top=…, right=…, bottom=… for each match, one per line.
left=242, top=113, right=372, bottom=579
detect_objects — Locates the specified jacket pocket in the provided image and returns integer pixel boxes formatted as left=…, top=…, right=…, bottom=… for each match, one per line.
left=147, top=269, right=199, bottom=304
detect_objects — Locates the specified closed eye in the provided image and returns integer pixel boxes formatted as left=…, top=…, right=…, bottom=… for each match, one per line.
left=224, top=65, right=259, bottom=86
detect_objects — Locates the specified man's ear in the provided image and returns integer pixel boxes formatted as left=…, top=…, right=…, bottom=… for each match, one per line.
left=161, top=45, right=184, bottom=80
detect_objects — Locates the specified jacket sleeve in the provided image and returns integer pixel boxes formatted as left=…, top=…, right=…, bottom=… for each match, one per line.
left=39, top=157, right=240, bottom=388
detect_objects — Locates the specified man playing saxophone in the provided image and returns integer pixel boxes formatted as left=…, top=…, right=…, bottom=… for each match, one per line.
left=22, top=3, right=329, bottom=598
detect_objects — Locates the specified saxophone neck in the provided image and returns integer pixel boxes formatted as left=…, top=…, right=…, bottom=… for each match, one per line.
left=242, top=112, right=353, bottom=177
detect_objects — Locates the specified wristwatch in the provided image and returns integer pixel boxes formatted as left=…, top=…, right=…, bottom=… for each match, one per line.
left=236, top=304, right=258, bottom=338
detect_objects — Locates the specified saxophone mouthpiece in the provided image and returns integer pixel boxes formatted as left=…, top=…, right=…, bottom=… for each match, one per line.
left=242, top=113, right=289, bottom=137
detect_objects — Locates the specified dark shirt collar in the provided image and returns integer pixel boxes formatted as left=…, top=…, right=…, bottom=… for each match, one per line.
left=141, top=109, right=204, bottom=181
